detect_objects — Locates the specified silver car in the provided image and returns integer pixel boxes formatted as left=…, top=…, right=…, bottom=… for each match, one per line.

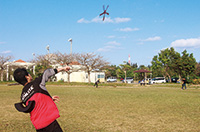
left=122, top=77, right=134, bottom=83
left=107, top=77, right=117, bottom=82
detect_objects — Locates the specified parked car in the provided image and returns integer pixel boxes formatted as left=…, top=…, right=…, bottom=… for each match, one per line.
left=122, top=77, right=134, bottom=83
left=151, top=77, right=166, bottom=84
left=107, top=77, right=117, bottom=82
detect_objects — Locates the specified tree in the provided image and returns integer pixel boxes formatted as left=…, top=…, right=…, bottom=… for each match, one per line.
left=0, top=55, right=13, bottom=81
left=34, top=54, right=53, bottom=77
left=76, top=53, right=109, bottom=83
left=151, top=48, right=197, bottom=83
left=169, top=50, right=181, bottom=78
left=55, top=52, right=76, bottom=65
left=179, top=50, right=196, bottom=79
left=151, top=47, right=180, bottom=82
left=103, top=65, right=117, bottom=79
left=131, top=63, right=138, bottom=69
left=152, top=55, right=162, bottom=76
left=119, top=61, right=132, bottom=83
left=55, top=52, right=78, bottom=82
left=116, top=68, right=124, bottom=79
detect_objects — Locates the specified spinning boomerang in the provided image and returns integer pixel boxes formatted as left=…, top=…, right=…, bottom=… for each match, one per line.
left=99, top=5, right=109, bottom=21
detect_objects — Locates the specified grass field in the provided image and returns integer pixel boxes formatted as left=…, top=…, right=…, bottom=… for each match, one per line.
left=0, top=84, right=200, bottom=132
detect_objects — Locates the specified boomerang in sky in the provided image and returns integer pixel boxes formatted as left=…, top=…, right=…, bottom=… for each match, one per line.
left=99, top=5, right=109, bottom=21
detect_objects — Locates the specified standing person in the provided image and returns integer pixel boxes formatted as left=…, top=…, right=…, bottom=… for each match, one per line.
left=13, top=66, right=70, bottom=132
left=94, top=79, right=100, bottom=88
left=182, top=78, right=187, bottom=90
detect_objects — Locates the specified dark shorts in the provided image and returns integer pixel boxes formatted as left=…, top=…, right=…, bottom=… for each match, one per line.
left=36, top=120, right=63, bottom=132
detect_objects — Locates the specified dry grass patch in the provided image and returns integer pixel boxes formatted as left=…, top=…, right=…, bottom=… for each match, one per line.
left=0, top=85, right=200, bottom=132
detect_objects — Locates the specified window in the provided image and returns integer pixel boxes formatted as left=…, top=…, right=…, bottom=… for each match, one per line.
left=98, top=74, right=105, bottom=78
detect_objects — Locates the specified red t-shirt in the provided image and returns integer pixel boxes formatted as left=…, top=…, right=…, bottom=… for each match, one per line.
left=21, top=69, right=60, bottom=129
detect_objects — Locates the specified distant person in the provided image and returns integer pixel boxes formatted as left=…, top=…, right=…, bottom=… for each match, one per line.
left=182, top=78, right=187, bottom=90
left=94, top=79, right=100, bottom=88
left=13, top=66, right=70, bottom=132
left=140, top=80, right=144, bottom=85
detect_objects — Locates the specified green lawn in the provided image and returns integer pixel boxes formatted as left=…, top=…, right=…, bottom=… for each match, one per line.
left=0, top=84, right=199, bottom=132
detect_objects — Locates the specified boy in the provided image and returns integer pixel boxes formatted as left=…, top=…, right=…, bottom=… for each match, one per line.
left=182, top=78, right=187, bottom=90
left=13, top=66, right=70, bottom=132
left=94, top=79, right=100, bottom=88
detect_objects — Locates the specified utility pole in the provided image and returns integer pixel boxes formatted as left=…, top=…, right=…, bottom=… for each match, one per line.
left=68, top=38, right=72, bottom=55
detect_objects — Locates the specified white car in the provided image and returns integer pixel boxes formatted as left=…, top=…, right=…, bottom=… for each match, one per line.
left=122, top=77, right=134, bottom=83
left=151, top=77, right=166, bottom=84
left=107, top=77, right=117, bottom=82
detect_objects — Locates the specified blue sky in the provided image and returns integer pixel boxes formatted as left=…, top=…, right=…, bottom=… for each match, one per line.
left=1, top=0, right=200, bottom=66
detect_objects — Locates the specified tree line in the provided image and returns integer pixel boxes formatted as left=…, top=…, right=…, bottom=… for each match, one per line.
left=0, top=47, right=199, bottom=83
left=105, top=47, right=199, bottom=83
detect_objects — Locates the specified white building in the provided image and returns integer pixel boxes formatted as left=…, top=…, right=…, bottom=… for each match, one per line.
left=5, top=59, right=105, bottom=83
left=3, top=59, right=35, bottom=81
left=53, top=62, right=105, bottom=83
left=55, top=70, right=105, bottom=83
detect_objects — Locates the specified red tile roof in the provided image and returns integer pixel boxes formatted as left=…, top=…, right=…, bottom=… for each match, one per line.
left=69, top=61, right=81, bottom=65
left=60, top=61, right=81, bottom=65
left=15, top=59, right=26, bottom=63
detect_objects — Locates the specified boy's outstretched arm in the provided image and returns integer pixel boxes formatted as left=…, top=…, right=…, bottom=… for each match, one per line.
left=39, top=66, right=70, bottom=90
left=56, top=66, right=70, bottom=73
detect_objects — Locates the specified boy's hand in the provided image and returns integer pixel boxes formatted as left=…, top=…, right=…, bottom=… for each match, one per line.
left=57, top=66, right=70, bottom=72
left=52, top=96, right=59, bottom=103
left=65, top=66, right=70, bottom=71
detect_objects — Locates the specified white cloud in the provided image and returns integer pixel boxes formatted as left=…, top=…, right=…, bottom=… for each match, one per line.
left=106, top=41, right=120, bottom=46
left=118, top=27, right=139, bottom=32
left=114, top=17, right=131, bottom=23
left=1, top=50, right=11, bottom=54
left=142, top=36, right=161, bottom=41
left=77, top=18, right=90, bottom=23
left=91, top=16, right=103, bottom=23
left=77, top=16, right=131, bottom=24
left=102, top=17, right=114, bottom=23
left=97, top=41, right=122, bottom=52
left=171, top=38, right=200, bottom=48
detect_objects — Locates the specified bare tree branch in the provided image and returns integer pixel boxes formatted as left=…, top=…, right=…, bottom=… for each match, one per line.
left=76, top=53, right=109, bottom=83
